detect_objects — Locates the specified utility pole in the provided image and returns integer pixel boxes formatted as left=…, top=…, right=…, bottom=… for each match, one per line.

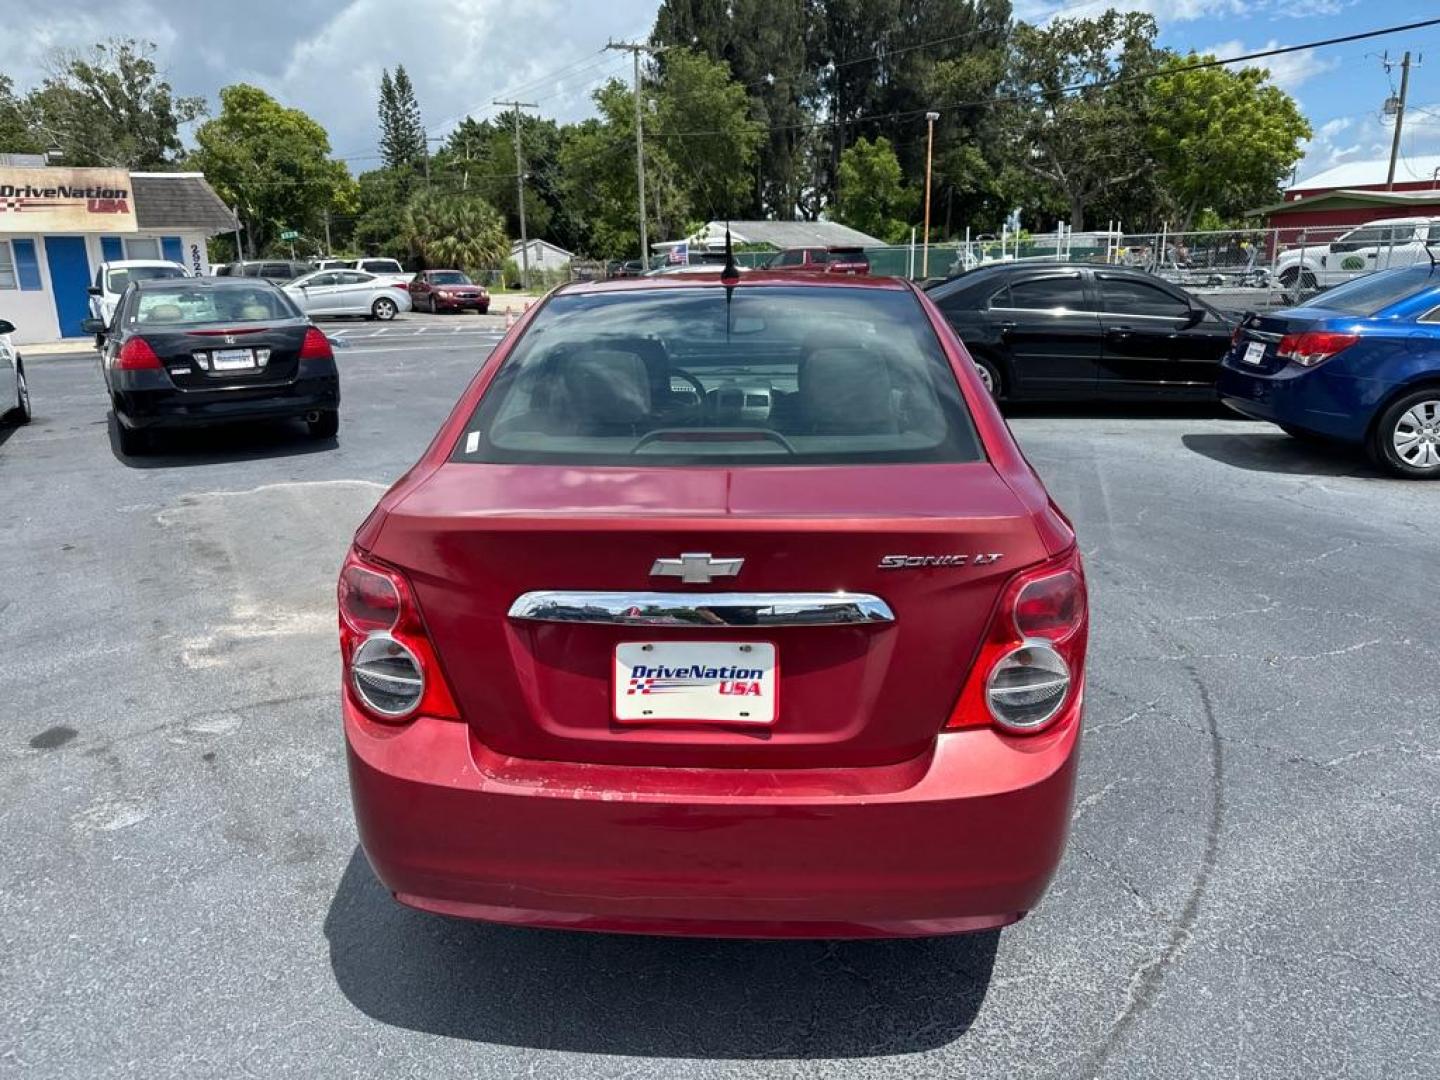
left=922, top=111, right=940, bottom=278
left=323, top=208, right=332, bottom=256
left=494, top=99, right=538, bottom=289
left=606, top=40, right=665, bottom=268
left=1383, top=51, right=1414, bottom=190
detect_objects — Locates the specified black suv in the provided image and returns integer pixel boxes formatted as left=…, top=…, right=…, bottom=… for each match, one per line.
left=926, top=263, right=1236, bottom=401
left=215, top=260, right=314, bottom=284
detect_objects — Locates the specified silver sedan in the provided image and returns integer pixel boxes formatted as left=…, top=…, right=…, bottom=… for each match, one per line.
left=0, top=317, right=31, bottom=426
left=283, top=269, right=412, bottom=321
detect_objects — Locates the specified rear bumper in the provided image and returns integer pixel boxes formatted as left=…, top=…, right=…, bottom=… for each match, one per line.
left=1216, top=361, right=1371, bottom=441
left=114, top=364, right=339, bottom=430
left=345, top=695, right=1082, bottom=939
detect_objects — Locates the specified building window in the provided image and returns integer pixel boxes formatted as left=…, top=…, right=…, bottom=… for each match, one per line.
left=0, top=241, right=15, bottom=290
left=125, top=237, right=162, bottom=260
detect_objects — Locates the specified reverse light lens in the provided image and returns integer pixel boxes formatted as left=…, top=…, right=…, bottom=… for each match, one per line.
left=351, top=633, right=424, bottom=717
left=338, top=563, right=400, bottom=633
left=987, top=643, right=1071, bottom=731
left=1277, top=331, right=1358, bottom=368
left=116, top=337, right=162, bottom=370
left=1015, top=570, right=1084, bottom=640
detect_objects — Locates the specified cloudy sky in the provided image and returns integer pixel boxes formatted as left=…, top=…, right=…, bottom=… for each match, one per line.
left=2, top=0, right=1439, bottom=183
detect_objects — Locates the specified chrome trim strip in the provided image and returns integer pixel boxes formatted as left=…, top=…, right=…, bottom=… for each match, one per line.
left=508, top=591, right=895, bottom=627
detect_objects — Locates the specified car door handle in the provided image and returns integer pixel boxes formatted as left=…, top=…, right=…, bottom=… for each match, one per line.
left=1366, top=252, right=1377, bottom=259
left=1105, top=326, right=1133, bottom=342
left=999, top=321, right=1016, bottom=338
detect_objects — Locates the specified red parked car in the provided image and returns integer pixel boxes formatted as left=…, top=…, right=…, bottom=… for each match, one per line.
left=766, top=246, right=872, bottom=275
left=408, top=270, right=490, bottom=313
left=339, top=271, right=1087, bottom=939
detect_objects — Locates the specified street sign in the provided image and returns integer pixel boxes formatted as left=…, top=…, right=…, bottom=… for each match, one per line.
left=280, top=230, right=298, bottom=241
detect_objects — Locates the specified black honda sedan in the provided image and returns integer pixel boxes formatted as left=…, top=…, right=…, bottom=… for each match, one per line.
left=926, top=263, right=1236, bottom=401
left=85, top=277, right=339, bottom=455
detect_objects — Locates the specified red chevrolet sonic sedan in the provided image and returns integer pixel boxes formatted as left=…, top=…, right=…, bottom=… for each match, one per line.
left=339, top=271, right=1087, bottom=939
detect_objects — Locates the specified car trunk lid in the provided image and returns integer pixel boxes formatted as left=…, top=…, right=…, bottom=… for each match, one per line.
left=141, top=322, right=308, bottom=391
left=370, top=461, right=1048, bottom=769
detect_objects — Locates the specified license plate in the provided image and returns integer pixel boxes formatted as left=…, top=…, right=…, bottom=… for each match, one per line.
left=1242, top=341, right=1266, bottom=365
left=210, top=348, right=256, bottom=371
left=614, top=641, right=777, bottom=724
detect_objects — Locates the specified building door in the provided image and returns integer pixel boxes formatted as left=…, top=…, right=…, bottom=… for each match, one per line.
left=44, top=236, right=92, bottom=338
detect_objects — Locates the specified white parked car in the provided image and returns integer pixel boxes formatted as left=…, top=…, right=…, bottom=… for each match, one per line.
left=332, top=257, right=411, bottom=288
left=88, top=260, right=190, bottom=329
left=283, top=269, right=411, bottom=320
left=0, top=317, right=31, bottom=426
left=1273, top=217, right=1440, bottom=291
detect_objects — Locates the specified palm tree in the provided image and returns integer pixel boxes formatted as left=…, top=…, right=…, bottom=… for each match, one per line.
left=403, top=190, right=508, bottom=277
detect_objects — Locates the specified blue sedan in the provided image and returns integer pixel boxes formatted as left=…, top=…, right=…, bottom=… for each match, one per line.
left=1218, top=266, right=1440, bottom=478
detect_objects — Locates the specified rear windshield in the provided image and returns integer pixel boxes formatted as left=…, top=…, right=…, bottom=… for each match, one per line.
left=106, top=265, right=187, bottom=293
left=453, top=285, right=982, bottom=466
left=1313, top=267, right=1437, bottom=316
left=124, top=286, right=299, bottom=327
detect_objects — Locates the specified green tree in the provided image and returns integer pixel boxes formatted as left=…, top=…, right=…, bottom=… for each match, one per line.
left=352, top=167, right=412, bottom=258
left=834, top=136, right=915, bottom=243
left=0, top=75, right=42, bottom=153
left=1145, top=54, right=1312, bottom=230
left=654, top=48, right=763, bottom=220
left=402, top=189, right=508, bottom=276
left=24, top=39, right=205, bottom=168
left=378, top=65, right=426, bottom=174
left=556, top=79, right=688, bottom=260
left=189, top=84, right=356, bottom=257
left=999, top=11, right=1161, bottom=230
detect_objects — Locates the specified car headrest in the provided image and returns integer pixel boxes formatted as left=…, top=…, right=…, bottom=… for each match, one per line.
left=562, top=348, right=651, bottom=425
left=147, top=304, right=182, bottom=322
left=799, top=347, right=895, bottom=432
left=241, top=303, right=270, bottom=320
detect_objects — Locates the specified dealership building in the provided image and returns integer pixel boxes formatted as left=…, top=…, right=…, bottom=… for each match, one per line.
left=0, top=157, right=237, bottom=344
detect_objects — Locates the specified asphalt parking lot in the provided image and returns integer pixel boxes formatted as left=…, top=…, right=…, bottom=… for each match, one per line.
left=2, top=333, right=1436, bottom=1079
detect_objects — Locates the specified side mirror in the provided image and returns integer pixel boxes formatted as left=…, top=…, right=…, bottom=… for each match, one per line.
left=1183, top=307, right=1205, bottom=329
left=81, top=317, right=107, bottom=335
left=87, top=286, right=101, bottom=296
left=0, top=318, right=14, bottom=335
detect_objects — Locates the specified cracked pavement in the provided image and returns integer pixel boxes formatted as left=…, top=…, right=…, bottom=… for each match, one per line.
left=1, top=344, right=1436, bottom=1078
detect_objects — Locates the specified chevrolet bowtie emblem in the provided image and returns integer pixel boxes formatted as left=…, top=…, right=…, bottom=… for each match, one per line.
left=649, top=552, right=744, bottom=584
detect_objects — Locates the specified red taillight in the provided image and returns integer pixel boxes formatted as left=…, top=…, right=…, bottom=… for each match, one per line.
left=338, top=548, right=460, bottom=723
left=299, top=326, right=333, bottom=360
left=1230, top=325, right=1245, bottom=347
left=1277, top=330, right=1358, bottom=368
left=115, top=336, right=162, bottom=370
left=946, top=547, right=1088, bottom=735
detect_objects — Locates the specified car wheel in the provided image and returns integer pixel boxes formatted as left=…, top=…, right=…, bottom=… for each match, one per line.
left=4, top=362, right=31, bottom=424
left=1370, top=390, right=1440, bottom=479
left=972, top=356, right=1003, bottom=399
left=371, top=297, right=398, bottom=321
left=113, top=412, right=149, bottom=456
left=1278, top=267, right=1317, bottom=293
left=308, top=410, right=339, bottom=439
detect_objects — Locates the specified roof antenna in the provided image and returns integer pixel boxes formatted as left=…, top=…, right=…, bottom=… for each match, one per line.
left=720, top=223, right=740, bottom=285
left=721, top=222, right=739, bottom=340
left=1427, top=238, right=1438, bottom=274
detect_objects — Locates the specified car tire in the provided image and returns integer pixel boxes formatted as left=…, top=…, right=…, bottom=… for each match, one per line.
left=308, top=410, right=340, bottom=439
left=1277, top=267, right=1317, bottom=293
left=371, top=297, right=398, bottom=321
left=1369, top=389, right=1440, bottom=479
left=113, top=413, right=149, bottom=456
left=4, top=362, right=31, bottom=425
left=972, top=355, right=1003, bottom=399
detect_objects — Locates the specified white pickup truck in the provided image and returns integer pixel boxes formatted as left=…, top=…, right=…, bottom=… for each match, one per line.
left=1273, top=217, right=1440, bottom=290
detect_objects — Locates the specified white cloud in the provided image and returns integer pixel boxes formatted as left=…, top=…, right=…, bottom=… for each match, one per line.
left=1200, top=38, right=1338, bottom=94
left=1298, top=100, right=1440, bottom=177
